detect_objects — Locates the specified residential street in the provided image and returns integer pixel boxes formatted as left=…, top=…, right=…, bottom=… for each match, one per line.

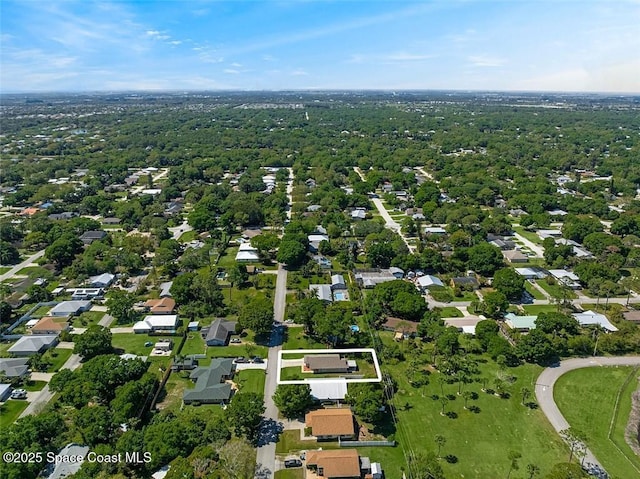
left=0, top=249, right=46, bottom=282
left=535, top=356, right=640, bottom=470
left=255, top=263, right=287, bottom=477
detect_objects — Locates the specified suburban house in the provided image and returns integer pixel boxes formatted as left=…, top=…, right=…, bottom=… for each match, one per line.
left=101, top=217, right=121, bottom=225
left=159, top=282, right=173, bottom=297
left=305, top=449, right=361, bottom=479
left=8, top=335, right=59, bottom=356
left=416, top=275, right=445, bottom=291
left=354, top=268, right=404, bottom=288
left=502, top=250, right=529, bottom=263
left=514, top=267, right=548, bottom=280
left=48, top=212, right=78, bottom=221
left=423, top=226, right=447, bottom=235
left=504, top=313, right=538, bottom=332
left=572, top=311, right=619, bottom=332
left=0, top=357, right=30, bottom=379
left=489, top=239, right=517, bottom=250
left=235, top=243, right=260, bottom=262
left=50, top=300, right=92, bottom=317
left=351, top=209, right=366, bottom=220
left=30, top=316, right=70, bottom=335
left=382, top=317, right=418, bottom=338
left=330, top=275, right=347, bottom=291
left=309, top=381, right=348, bottom=401
left=305, top=408, right=357, bottom=441
left=42, top=443, right=89, bottom=479
left=182, top=358, right=235, bottom=404
left=310, top=284, right=333, bottom=303
left=70, top=288, right=104, bottom=300
left=308, top=233, right=330, bottom=253
left=304, top=354, right=351, bottom=374
left=548, top=269, right=581, bottom=289
left=79, top=230, right=107, bottom=245
left=88, top=273, right=115, bottom=288
left=171, top=356, right=199, bottom=371
left=143, top=297, right=176, bottom=315
left=313, top=255, right=332, bottom=269
left=201, top=319, right=237, bottom=346
left=133, top=315, right=180, bottom=334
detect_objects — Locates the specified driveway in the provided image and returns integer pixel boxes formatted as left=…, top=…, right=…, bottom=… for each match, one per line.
left=535, top=356, right=640, bottom=469
left=0, top=250, right=46, bottom=282
left=512, top=231, right=544, bottom=258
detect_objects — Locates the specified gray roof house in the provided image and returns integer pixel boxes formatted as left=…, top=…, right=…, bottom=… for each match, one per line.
left=88, top=273, right=115, bottom=288
left=201, top=319, right=237, bottom=346
left=79, top=230, right=107, bottom=245
left=50, top=300, right=92, bottom=317
left=183, top=358, right=234, bottom=404
left=43, top=443, right=89, bottom=479
left=310, top=284, right=333, bottom=302
left=159, top=281, right=173, bottom=297
left=0, top=357, right=30, bottom=378
left=8, top=335, right=59, bottom=356
left=331, top=274, right=347, bottom=291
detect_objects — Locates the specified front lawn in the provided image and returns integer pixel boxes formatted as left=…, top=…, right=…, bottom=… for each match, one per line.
left=282, top=327, right=324, bottom=350
left=71, top=311, right=105, bottom=328
left=437, top=307, right=463, bottom=318
left=274, top=469, right=304, bottom=479
left=554, top=366, right=640, bottom=479
left=525, top=281, right=546, bottom=300
left=43, top=348, right=73, bottom=372
left=521, top=304, right=562, bottom=315
left=536, top=280, right=578, bottom=300
left=111, top=333, right=159, bottom=356
left=235, top=369, right=266, bottom=396
left=0, top=401, right=28, bottom=428
left=23, top=380, right=47, bottom=391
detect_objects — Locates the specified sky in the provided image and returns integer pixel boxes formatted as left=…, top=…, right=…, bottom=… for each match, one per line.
left=1, top=0, right=639, bottom=93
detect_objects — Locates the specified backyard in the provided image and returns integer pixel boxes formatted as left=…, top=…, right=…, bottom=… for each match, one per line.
left=0, top=401, right=28, bottom=428
left=554, top=366, right=640, bottom=479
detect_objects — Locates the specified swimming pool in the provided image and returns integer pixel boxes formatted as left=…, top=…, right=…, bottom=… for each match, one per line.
left=334, top=292, right=346, bottom=301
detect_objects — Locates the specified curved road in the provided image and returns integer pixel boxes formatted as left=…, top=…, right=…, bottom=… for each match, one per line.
left=535, top=356, right=640, bottom=469
left=0, top=250, right=46, bottom=282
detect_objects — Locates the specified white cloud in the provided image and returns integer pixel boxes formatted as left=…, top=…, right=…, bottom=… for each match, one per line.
left=291, top=69, right=308, bottom=76
left=468, top=55, right=506, bottom=68
left=224, top=69, right=240, bottom=74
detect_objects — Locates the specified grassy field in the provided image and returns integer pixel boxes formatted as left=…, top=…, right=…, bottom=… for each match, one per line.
left=111, top=333, right=158, bottom=356
left=178, top=230, right=198, bottom=242
left=536, top=280, right=578, bottom=300
left=282, top=327, right=325, bottom=350
left=512, top=226, right=544, bottom=245
left=71, top=311, right=105, bottom=328
left=0, top=400, right=28, bottom=427
left=23, top=380, right=47, bottom=391
left=521, top=304, right=561, bottom=315
left=525, top=281, right=546, bottom=300
left=437, top=306, right=463, bottom=318
left=554, top=366, right=640, bottom=479
left=43, top=347, right=73, bottom=372
left=235, top=369, right=266, bottom=396
left=274, top=468, right=304, bottom=479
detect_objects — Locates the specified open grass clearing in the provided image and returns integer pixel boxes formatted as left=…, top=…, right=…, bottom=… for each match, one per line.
left=178, top=230, right=198, bottom=243
left=512, top=226, right=544, bottom=245
left=112, top=333, right=161, bottom=356
left=235, top=369, right=265, bottom=396
left=282, top=327, right=325, bottom=350
left=23, top=380, right=47, bottom=391
left=71, top=311, right=105, bottom=328
left=274, top=469, right=304, bottom=479
left=0, top=400, right=28, bottom=427
left=43, top=347, right=73, bottom=372
left=554, top=366, right=640, bottom=479
left=525, top=281, right=547, bottom=300
left=437, top=306, right=463, bottom=318
left=536, top=280, right=578, bottom=300
left=521, top=304, right=562, bottom=315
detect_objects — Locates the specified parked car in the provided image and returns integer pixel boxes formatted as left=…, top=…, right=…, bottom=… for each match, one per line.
left=144, top=341, right=153, bottom=347
left=11, top=389, right=27, bottom=399
left=284, top=459, right=302, bottom=468
left=233, top=357, right=249, bottom=364
left=230, top=338, right=241, bottom=344
left=251, top=357, right=264, bottom=364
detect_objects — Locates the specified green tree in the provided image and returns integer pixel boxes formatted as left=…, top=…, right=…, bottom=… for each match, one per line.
left=251, top=233, right=280, bottom=262
left=238, top=298, right=273, bottom=336
left=276, top=239, right=307, bottom=267
left=482, top=291, right=509, bottom=318
left=227, top=263, right=248, bottom=299
left=45, top=233, right=83, bottom=268
left=434, top=434, right=447, bottom=458
left=73, top=325, right=112, bottom=360
left=467, top=242, right=504, bottom=276
left=345, top=383, right=385, bottom=423
left=0, top=241, right=20, bottom=264
left=26, top=284, right=52, bottom=303
left=366, top=242, right=395, bottom=268
left=0, top=301, right=12, bottom=323
left=493, top=268, right=525, bottom=301
left=226, top=392, right=265, bottom=442
left=217, top=438, right=256, bottom=479
left=106, top=289, right=139, bottom=324
left=76, top=405, right=113, bottom=446
left=272, top=384, right=314, bottom=419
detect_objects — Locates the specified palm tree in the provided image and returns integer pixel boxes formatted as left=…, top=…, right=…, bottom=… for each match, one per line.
left=439, top=397, right=448, bottom=416
left=526, top=464, right=540, bottom=479
left=521, top=387, right=531, bottom=405
left=462, top=390, right=473, bottom=409
left=434, top=434, right=446, bottom=458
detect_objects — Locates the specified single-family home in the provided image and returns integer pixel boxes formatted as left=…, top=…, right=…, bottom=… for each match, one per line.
left=159, top=282, right=173, bottom=298
left=48, top=212, right=78, bottom=221
left=183, top=358, right=234, bottom=404
left=309, top=380, right=348, bottom=401
left=79, top=230, right=107, bottom=245
left=30, top=316, right=70, bottom=335
left=201, top=318, right=237, bottom=346
left=133, top=315, right=180, bottom=334
left=0, top=384, right=11, bottom=402
left=382, top=317, right=418, bottom=338
left=502, top=250, right=529, bottom=263
left=101, top=217, right=121, bottom=225
left=154, top=340, right=173, bottom=352
left=417, top=275, right=444, bottom=290
left=70, top=288, right=104, bottom=300
left=50, top=300, right=92, bottom=317
left=354, top=269, right=403, bottom=288
left=313, top=255, right=332, bottom=269
left=305, top=449, right=361, bottom=479
left=308, top=234, right=330, bottom=253
left=490, top=239, right=517, bottom=250
left=330, top=275, right=347, bottom=291
left=0, top=357, right=30, bottom=379
left=548, top=269, right=581, bottom=289
left=235, top=243, right=260, bottom=262
left=573, top=311, right=619, bottom=332
left=537, top=229, right=562, bottom=240
left=450, top=276, right=480, bottom=290
left=305, top=408, right=356, bottom=441
left=514, top=267, right=548, bottom=280
left=307, top=204, right=322, bottom=212
left=310, top=284, right=333, bottom=303
left=504, top=313, right=538, bottom=332
left=88, top=273, right=115, bottom=288
left=423, top=226, right=447, bottom=235
left=43, top=444, right=89, bottom=479
left=304, top=354, right=350, bottom=374
left=8, top=335, right=59, bottom=356
left=143, top=297, right=176, bottom=315
left=351, top=209, right=366, bottom=221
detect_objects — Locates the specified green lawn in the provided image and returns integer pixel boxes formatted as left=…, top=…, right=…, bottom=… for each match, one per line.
left=521, top=304, right=561, bottom=315
left=23, top=380, right=47, bottom=391
left=0, top=401, right=28, bottom=428
left=274, top=469, right=304, bottom=479
left=235, top=369, right=266, bottom=396
left=512, top=226, right=544, bottom=245
left=282, top=327, right=324, bottom=350
left=0, top=342, right=13, bottom=357
left=437, top=306, right=463, bottom=318
left=43, top=348, right=73, bottom=372
left=276, top=430, right=331, bottom=454
left=71, top=311, right=105, bottom=328
left=180, top=332, right=205, bottom=356
left=555, top=366, right=640, bottom=479
left=178, top=230, right=198, bottom=242
left=217, top=247, right=240, bottom=268
left=16, top=266, right=53, bottom=278
left=536, top=280, right=578, bottom=300
left=111, top=333, right=159, bottom=356
left=525, top=281, right=546, bottom=300
left=0, top=267, right=11, bottom=275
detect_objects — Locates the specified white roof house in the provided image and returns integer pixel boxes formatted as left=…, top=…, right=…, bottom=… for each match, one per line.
left=309, top=380, right=348, bottom=401
left=235, top=243, right=260, bottom=262
left=573, top=310, right=619, bottom=332
left=133, top=315, right=180, bottom=333
left=8, top=335, right=59, bottom=356
left=308, top=234, right=329, bottom=244
left=417, top=275, right=444, bottom=288
left=46, top=444, right=89, bottom=479
left=88, top=273, right=115, bottom=288
left=310, top=284, right=333, bottom=302
left=514, top=267, right=548, bottom=280
left=50, top=300, right=92, bottom=317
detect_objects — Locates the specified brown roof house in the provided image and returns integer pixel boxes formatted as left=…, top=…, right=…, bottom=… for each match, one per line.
left=305, top=408, right=356, bottom=441
left=30, top=316, right=70, bottom=335
left=502, top=250, right=529, bottom=264
left=305, top=449, right=361, bottom=479
left=304, top=354, right=349, bottom=374
left=143, top=297, right=176, bottom=315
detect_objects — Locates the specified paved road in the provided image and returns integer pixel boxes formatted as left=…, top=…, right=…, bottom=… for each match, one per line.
left=255, top=264, right=287, bottom=477
left=19, top=353, right=82, bottom=418
left=169, top=219, right=193, bottom=241
left=535, top=356, right=640, bottom=469
left=512, top=231, right=545, bottom=258
left=0, top=250, right=46, bottom=282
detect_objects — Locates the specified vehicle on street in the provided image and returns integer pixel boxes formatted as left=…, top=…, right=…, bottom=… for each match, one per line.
left=11, top=389, right=27, bottom=399
left=251, top=357, right=264, bottom=363
left=284, top=459, right=302, bottom=468
left=230, top=338, right=241, bottom=343
left=233, top=357, right=249, bottom=363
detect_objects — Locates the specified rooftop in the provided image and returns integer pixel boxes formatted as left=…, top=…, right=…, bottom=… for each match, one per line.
left=305, top=408, right=355, bottom=437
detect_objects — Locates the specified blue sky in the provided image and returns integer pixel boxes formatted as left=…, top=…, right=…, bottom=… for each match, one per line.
left=1, top=0, right=639, bottom=93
